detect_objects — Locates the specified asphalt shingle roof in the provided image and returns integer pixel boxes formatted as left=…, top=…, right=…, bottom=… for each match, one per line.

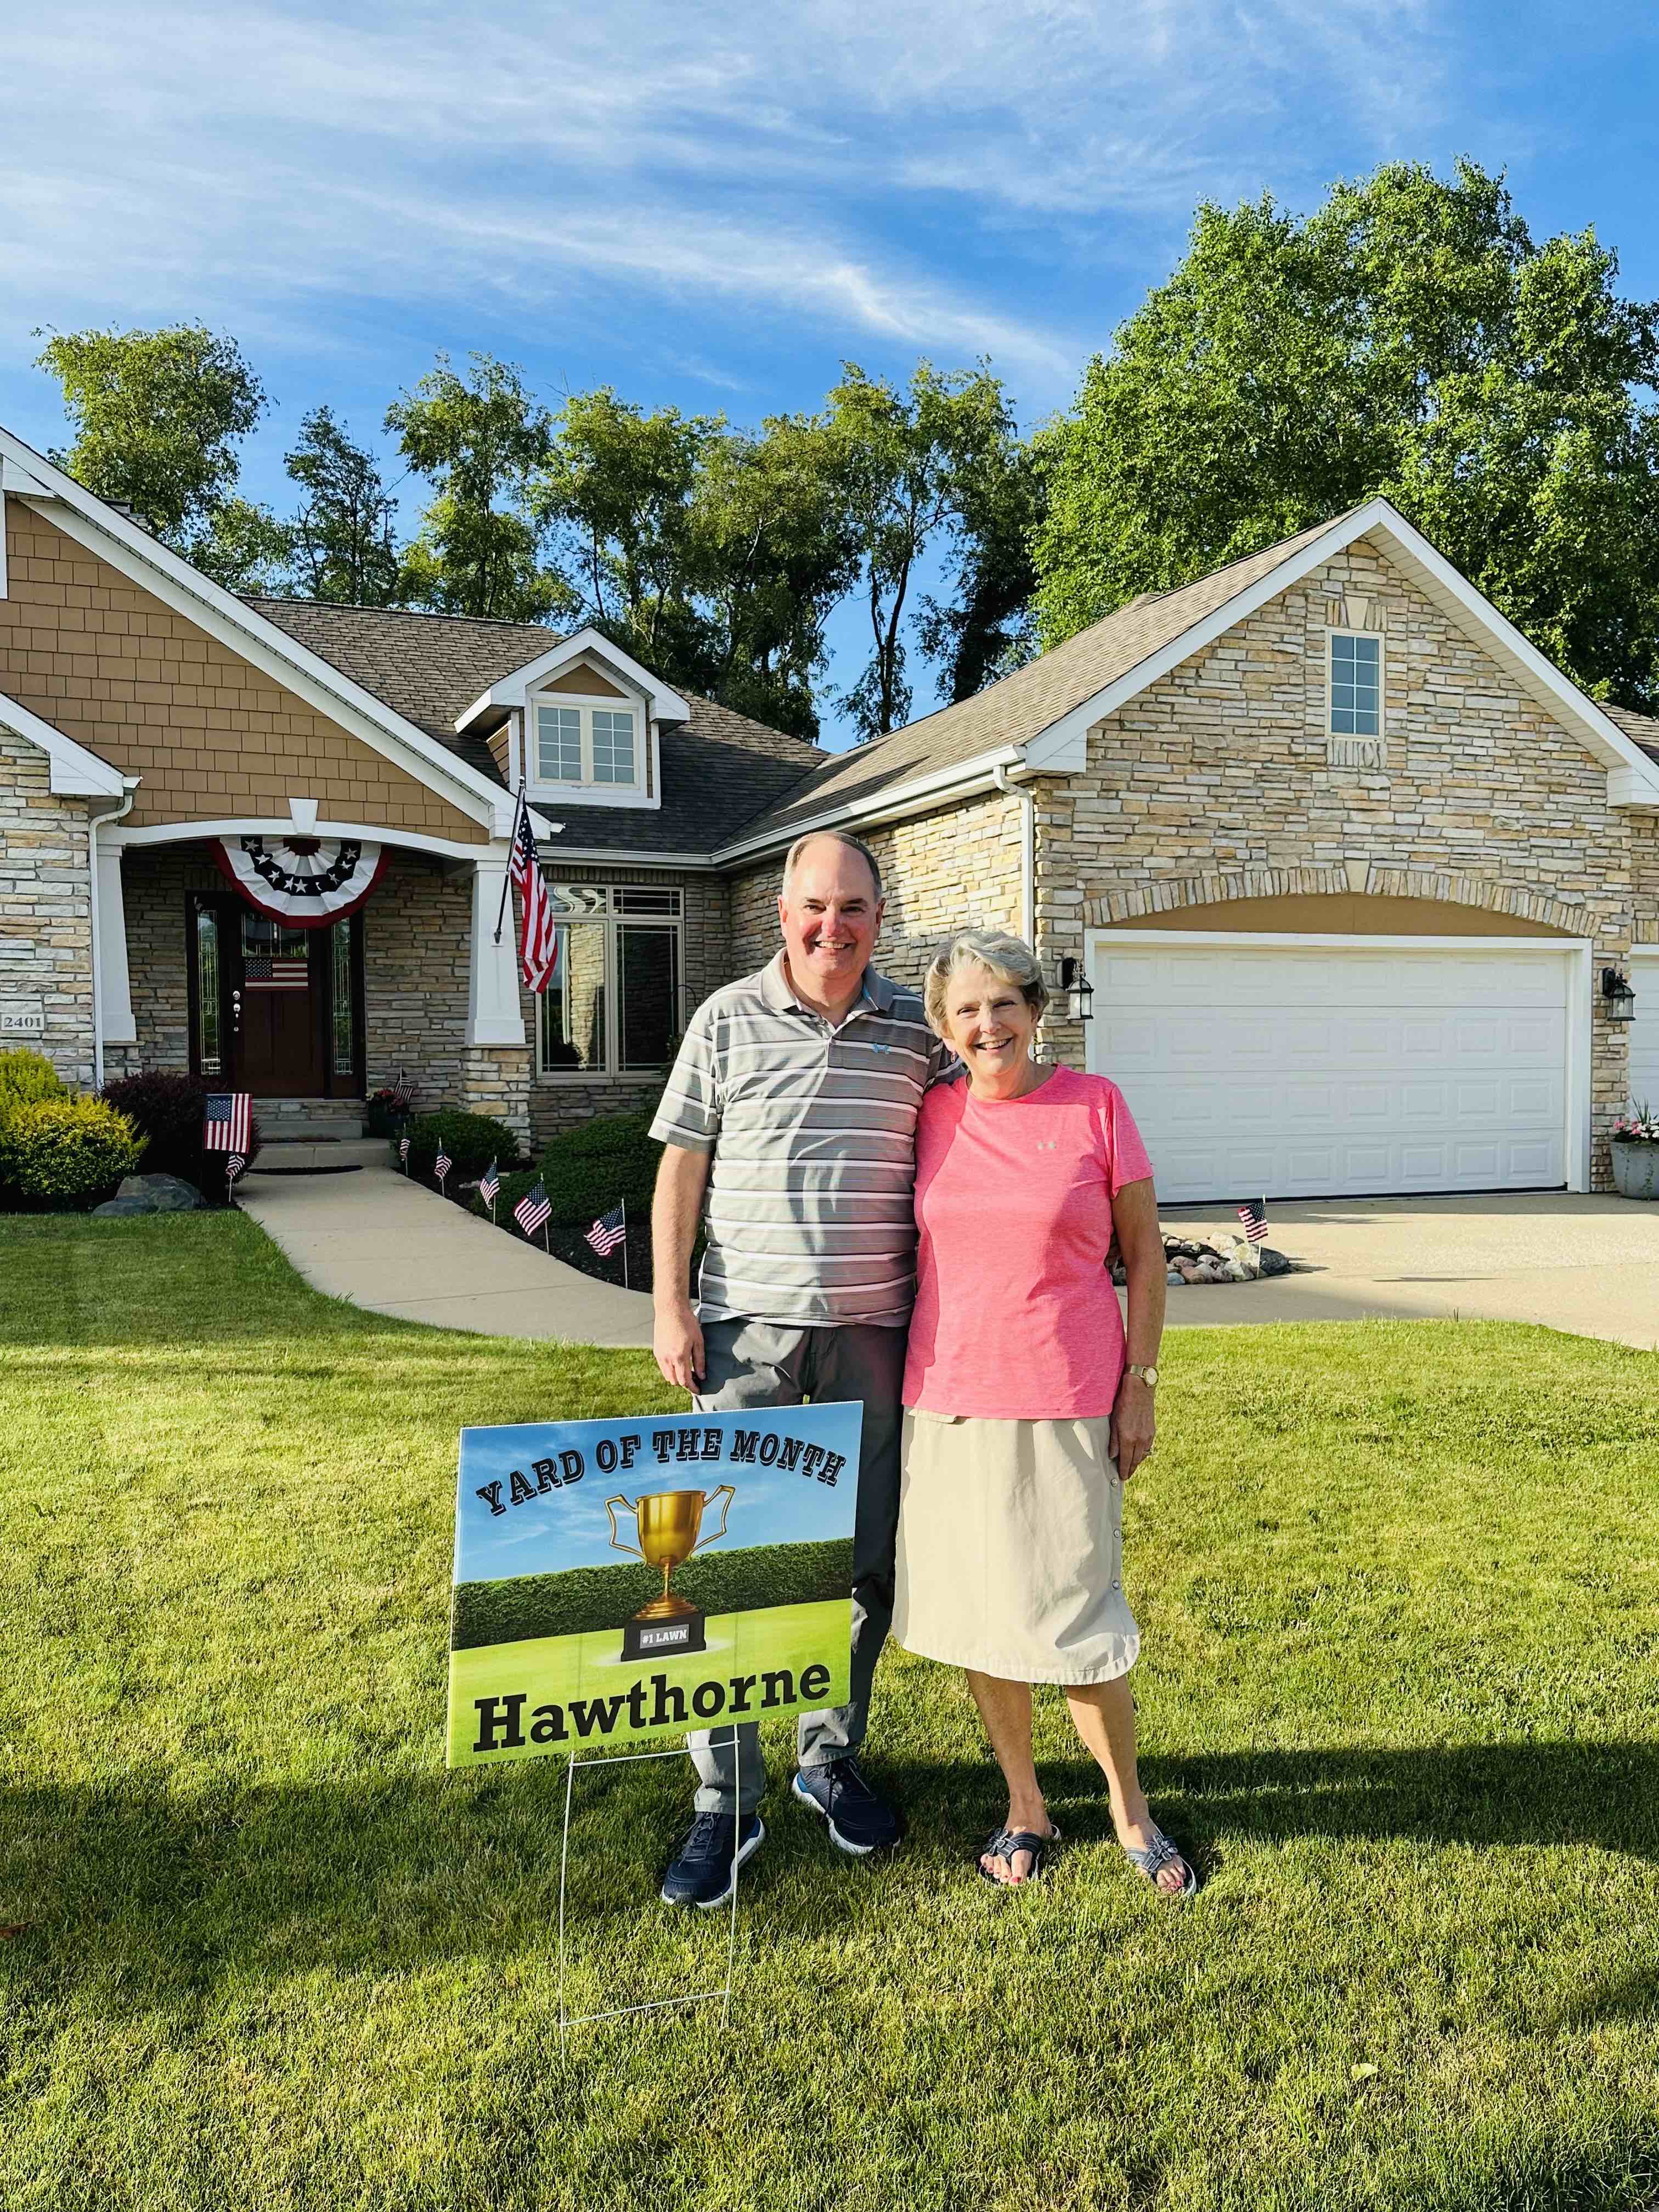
left=246, top=597, right=827, bottom=855
left=727, top=514, right=1352, bottom=846
left=1602, top=703, right=1659, bottom=769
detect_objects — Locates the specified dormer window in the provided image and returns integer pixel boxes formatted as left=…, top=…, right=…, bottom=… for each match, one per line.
left=1329, top=631, right=1381, bottom=737
left=534, top=697, right=641, bottom=791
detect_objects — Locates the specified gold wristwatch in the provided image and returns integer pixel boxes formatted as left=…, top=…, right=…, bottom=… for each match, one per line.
left=1126, top=1363, right=1159, bottom=1389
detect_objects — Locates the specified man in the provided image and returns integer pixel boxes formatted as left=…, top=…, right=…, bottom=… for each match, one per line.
left=648, top=829, right=948, bottom=1908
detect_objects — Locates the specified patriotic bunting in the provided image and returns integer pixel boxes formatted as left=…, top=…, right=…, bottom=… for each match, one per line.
left=216, top=836, right=386, bottom=927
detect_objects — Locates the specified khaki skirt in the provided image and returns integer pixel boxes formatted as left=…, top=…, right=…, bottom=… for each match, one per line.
left=891, top=1409, right=1140, bottom=1684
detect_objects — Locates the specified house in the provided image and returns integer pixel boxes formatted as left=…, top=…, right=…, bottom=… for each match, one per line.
left=4, top=416, right=1658, bottom=1196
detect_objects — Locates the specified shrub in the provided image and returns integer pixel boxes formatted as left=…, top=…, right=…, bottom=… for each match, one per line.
left=538, top=1110, right=662, bottom=1223
left=404, top=1108, right=520, bottom=1183
left=0, top=1096, right=147, bottom=1209
left=0, top=1047, right=67, bottom=1121
left=100, top=1070, right=262, bottom=1191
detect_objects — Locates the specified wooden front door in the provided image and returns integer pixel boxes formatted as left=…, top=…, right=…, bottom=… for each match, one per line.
left=188, top=895, right=364, bottom=1099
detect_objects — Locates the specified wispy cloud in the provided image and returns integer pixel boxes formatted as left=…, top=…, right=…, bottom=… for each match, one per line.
left=5, top=0, right=1454, bottom=410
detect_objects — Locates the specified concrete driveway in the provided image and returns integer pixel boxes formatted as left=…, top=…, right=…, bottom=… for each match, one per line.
left=1148, top=1193, right=1659, bottom=1351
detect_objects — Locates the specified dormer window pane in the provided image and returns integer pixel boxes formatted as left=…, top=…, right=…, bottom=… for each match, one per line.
left=1330, top=632, right=1380, bottom=736
left=537, top=704, right=583, bottom=781
left=591, top=708, right=636, bottom=785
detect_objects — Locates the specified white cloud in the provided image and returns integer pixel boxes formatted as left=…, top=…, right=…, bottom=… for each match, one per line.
left=3, top=0, right=1453, bottom=404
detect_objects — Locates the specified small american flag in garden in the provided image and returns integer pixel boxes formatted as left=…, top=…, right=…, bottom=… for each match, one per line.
left=585, top=1202, right=627, bottom=1256
left=1237, top=1198, right=1269, bottom=1244
left=398, top=1134, right=410, bottom=1166
left=224, top=1153, right=246, bottom=1184
left=390, top=1069, right=412, bottom=1111
left=203, top=1092, right=251, bottom=1152
left=515, top=1178, right=552, bottom=1240
left=479, top=1158, right=500, bottom=1207
left=435, top=1147, right=453, bottom=1186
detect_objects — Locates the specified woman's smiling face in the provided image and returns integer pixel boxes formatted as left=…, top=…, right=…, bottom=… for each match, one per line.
left=940, top=961, right=1040, bottom=1093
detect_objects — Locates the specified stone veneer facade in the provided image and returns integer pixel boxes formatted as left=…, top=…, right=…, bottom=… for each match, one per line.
left=0, top=730, right=96, bottom=1089
left=1028, top=537, right=1659, bottom=1189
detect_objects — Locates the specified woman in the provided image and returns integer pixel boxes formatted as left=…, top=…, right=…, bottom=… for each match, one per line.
left=893, top=929, right=1195, bottom=1899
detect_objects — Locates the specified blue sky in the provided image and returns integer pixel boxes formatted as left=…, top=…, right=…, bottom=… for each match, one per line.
left=455, top=1407, right=861, bottom=1583
left=7, top=1, right=1659, bottom=744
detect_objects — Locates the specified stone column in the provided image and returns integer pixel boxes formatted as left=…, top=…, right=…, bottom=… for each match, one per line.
left=95, top=838, right=137, bottom=1056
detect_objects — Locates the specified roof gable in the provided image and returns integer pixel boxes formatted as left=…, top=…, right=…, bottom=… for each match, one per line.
left=0, top=688, right=126, bottom=797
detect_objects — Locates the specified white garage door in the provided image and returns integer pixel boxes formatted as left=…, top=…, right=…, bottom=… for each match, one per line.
left=1087, top=937, right=1573, bottom=1204
left=1631, top=952, right=1659, bottom=1114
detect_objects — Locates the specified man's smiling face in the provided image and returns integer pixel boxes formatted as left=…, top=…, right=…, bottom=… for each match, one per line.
left=777, top=837, right=884, bottom=1011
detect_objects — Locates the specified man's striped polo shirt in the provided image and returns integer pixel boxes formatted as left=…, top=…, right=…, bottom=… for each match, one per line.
left=651, top=950, right=949, bottom=1328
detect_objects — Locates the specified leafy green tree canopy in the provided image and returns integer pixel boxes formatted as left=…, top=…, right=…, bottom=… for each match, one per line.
left=283, top=407, right=402, bottom=606
left=35, top=323, right=288, bottom=591
left=826, top=360, right=1023, bottom=740
left=386, top=353, right=570, bottom=623
left=1035, top=159, right=1659, bottom=708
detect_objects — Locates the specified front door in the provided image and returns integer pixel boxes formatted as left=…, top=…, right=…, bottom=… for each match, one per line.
left=188, top=895, right=364, bottom=1099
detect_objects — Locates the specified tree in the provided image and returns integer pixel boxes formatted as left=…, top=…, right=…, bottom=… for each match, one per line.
left=284, top=407, right=402, bottom=606
left=386, top=354, right=569, bottom=623
left=825, top=361, right=1023, bottom=740
left=916, top=421, right=1045, bottom=703
left=1034, top=159, right=1659, bottom=709
left=35, top=323, right=287, bottom=590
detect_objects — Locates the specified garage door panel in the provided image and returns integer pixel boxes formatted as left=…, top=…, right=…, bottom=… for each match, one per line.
left=1628, top=958, right=1659, bottom=1108
left=1091, top=941, right=1570, bottom=1201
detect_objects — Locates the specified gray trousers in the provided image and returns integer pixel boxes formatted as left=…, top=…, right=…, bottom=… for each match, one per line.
left=689, top=1317, right=906, bottom=1815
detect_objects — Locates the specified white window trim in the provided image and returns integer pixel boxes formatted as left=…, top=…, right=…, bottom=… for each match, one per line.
left=526, top=687, right=661, bottom=811
left=535, top=884, right=684, bottom=1081
left=1325, top=627, right=1385, bottom=740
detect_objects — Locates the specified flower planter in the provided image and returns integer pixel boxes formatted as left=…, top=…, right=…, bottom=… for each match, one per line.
left=1611, top=1142, right=1659, bottom=1200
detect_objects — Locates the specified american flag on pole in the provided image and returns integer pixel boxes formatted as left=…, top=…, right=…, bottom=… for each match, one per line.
left=398, top=1134, right=410, bottom=1166
left=204, top=1092, right=251, bottom=1152
left=479, top=1158, right=500, bottom=1207
left=507, top=793, right=560, bottom=991
left=435, top=1147, right=452, bottom=1185
left=224, top=1153, right=246, bottom=1184
left=515, top=1179, right=551, bottom=1238
left=585, top=1201, right=627, bottom=1256
left=1237, top=1198, right=1269, bottom=1244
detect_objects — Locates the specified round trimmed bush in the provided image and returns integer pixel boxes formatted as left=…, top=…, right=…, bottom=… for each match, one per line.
left=404, top=1108, right=520, bottom=1183
left=0, top=1047, right=67, bottom=1120
left=0, top=1096, right=147, bottom=1209
left=537, top=1110, right=662, bottom=1223
left=100, top=1070, right=262, bottom=1192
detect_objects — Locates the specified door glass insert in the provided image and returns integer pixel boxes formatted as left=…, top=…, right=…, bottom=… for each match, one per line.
left=193, top=901, right=222, bottom=1074
left=331, top=918, right=355, bottom=1076
left=241, top=911, right=312, bottom=986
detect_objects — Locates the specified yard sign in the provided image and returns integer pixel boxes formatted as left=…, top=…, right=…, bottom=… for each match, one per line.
left=447, top=1404, right=861, bottom=1767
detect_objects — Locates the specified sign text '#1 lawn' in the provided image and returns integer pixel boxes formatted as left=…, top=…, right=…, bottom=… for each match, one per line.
left=475, top=1423, right=848, bottom=1517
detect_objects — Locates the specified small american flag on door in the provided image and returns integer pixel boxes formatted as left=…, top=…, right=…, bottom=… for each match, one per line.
left=244, top=955, right=309, bottom=990
left=205, top=1093, right=252, bottom=1152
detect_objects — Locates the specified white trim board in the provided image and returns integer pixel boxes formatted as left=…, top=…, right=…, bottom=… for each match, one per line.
left=455, top=627, right=689, bottom=731
left=1085, top=927, right=1593, bottom=1197
left=109, top=817, right=501, bottom=864
left=0, top=689, right=126, bottom=797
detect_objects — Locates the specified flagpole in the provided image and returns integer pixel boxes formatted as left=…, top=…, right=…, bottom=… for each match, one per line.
left=620, top=1196, right=629, bottom=1291
left=543, top=1218, right=550, bottom=1255
left=493, top=785, right=525, bottom=946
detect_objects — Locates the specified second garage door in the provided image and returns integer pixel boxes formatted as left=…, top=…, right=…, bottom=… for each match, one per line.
left=1086, top=936, right=1574, bottom=1205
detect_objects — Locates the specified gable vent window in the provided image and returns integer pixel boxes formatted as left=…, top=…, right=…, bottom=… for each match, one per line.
left=1329, top=631, right=1381, bottom=736
left=533, top=697, right=640, bottom=791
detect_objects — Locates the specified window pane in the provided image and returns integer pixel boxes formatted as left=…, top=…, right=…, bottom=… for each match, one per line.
left=538, top=919, right=606, bottom=1070
left=614, top=887, right=681, bottom=917
left=1330, top=633, right=1380, bottom=737
left=537, top=704, right=582, bottom=782
left=331, top=918, right=355, bottom=1076
left=618, top=923, right=680, bottom=1071
left=195, top=904, right=221, bottom=1074
left=591, top=708, right=636, bottom=785
left=547, top=883, right=607, bottom=918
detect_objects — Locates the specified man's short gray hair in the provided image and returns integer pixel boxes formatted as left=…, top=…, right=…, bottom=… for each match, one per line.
left=923, top=928, right=1049, bottom=1034
left=780, top=829, right=883, bottom=904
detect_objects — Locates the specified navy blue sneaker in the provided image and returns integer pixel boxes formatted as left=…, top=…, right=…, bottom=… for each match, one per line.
left=791, top=1758, right=905, bottom=1855
left=659, top=1812, right=765, bottom=1908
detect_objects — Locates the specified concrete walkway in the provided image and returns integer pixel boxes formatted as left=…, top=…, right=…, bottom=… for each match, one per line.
left=1149, top=1192, right=1659, bottom=1351
left=239, top=1154, right=654, bottom=1347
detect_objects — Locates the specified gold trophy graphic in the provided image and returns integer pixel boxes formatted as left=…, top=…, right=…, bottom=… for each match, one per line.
left=605, top=1485, right=735, bottom=1660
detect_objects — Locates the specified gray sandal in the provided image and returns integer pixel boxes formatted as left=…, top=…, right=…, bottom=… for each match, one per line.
left=1122, top=1823, right=1198, bottom=1900
left=977, top=1821, right=1061, bottom=1886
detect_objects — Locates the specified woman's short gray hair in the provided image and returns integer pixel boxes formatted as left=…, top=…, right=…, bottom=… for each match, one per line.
left=923, top=929, right=1049, bottom=1034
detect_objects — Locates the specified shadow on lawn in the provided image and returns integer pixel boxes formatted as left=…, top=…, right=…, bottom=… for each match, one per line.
left=5, top=1739, right=1659, bottom=2015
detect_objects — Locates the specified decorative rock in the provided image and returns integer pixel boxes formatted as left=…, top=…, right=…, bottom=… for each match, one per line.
left=111, top=1173, right=210, bottom=1214
left=1257, top=1246, right=1291, bottom=1277
left=1166, top=1267, right=1184, bottom=1285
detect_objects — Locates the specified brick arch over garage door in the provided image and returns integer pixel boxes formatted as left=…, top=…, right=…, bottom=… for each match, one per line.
left=1085, top=866, right=1589, bottom=938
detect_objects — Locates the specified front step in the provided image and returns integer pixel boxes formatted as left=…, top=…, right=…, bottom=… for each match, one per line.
left=246, top=1137, right=387, bottom=1176
left=251, top=1098, right=368, bottom=1144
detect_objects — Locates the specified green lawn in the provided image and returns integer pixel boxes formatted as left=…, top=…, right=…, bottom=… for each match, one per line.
left=3, top=1214, right=1659, bottom=2211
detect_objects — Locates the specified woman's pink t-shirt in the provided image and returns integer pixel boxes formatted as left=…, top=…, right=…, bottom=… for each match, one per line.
left=902, top=1066, right=1154, bottom=1420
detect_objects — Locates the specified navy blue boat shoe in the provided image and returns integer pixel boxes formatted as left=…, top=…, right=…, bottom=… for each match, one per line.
left=659, top=1811, right=765, bottom=1908
left=791, top=1758, right=905, bottom=1855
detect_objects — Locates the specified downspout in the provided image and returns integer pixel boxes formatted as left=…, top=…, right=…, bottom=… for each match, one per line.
left=87, top=776, right=140, bottom=1089
left=992, top=762, right=1036, bottom=948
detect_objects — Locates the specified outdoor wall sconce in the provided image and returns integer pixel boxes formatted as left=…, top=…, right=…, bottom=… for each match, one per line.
left=1601, top=967, right=1637, bottom=1023
left=1059, top=956, right=1094, bottom=1022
